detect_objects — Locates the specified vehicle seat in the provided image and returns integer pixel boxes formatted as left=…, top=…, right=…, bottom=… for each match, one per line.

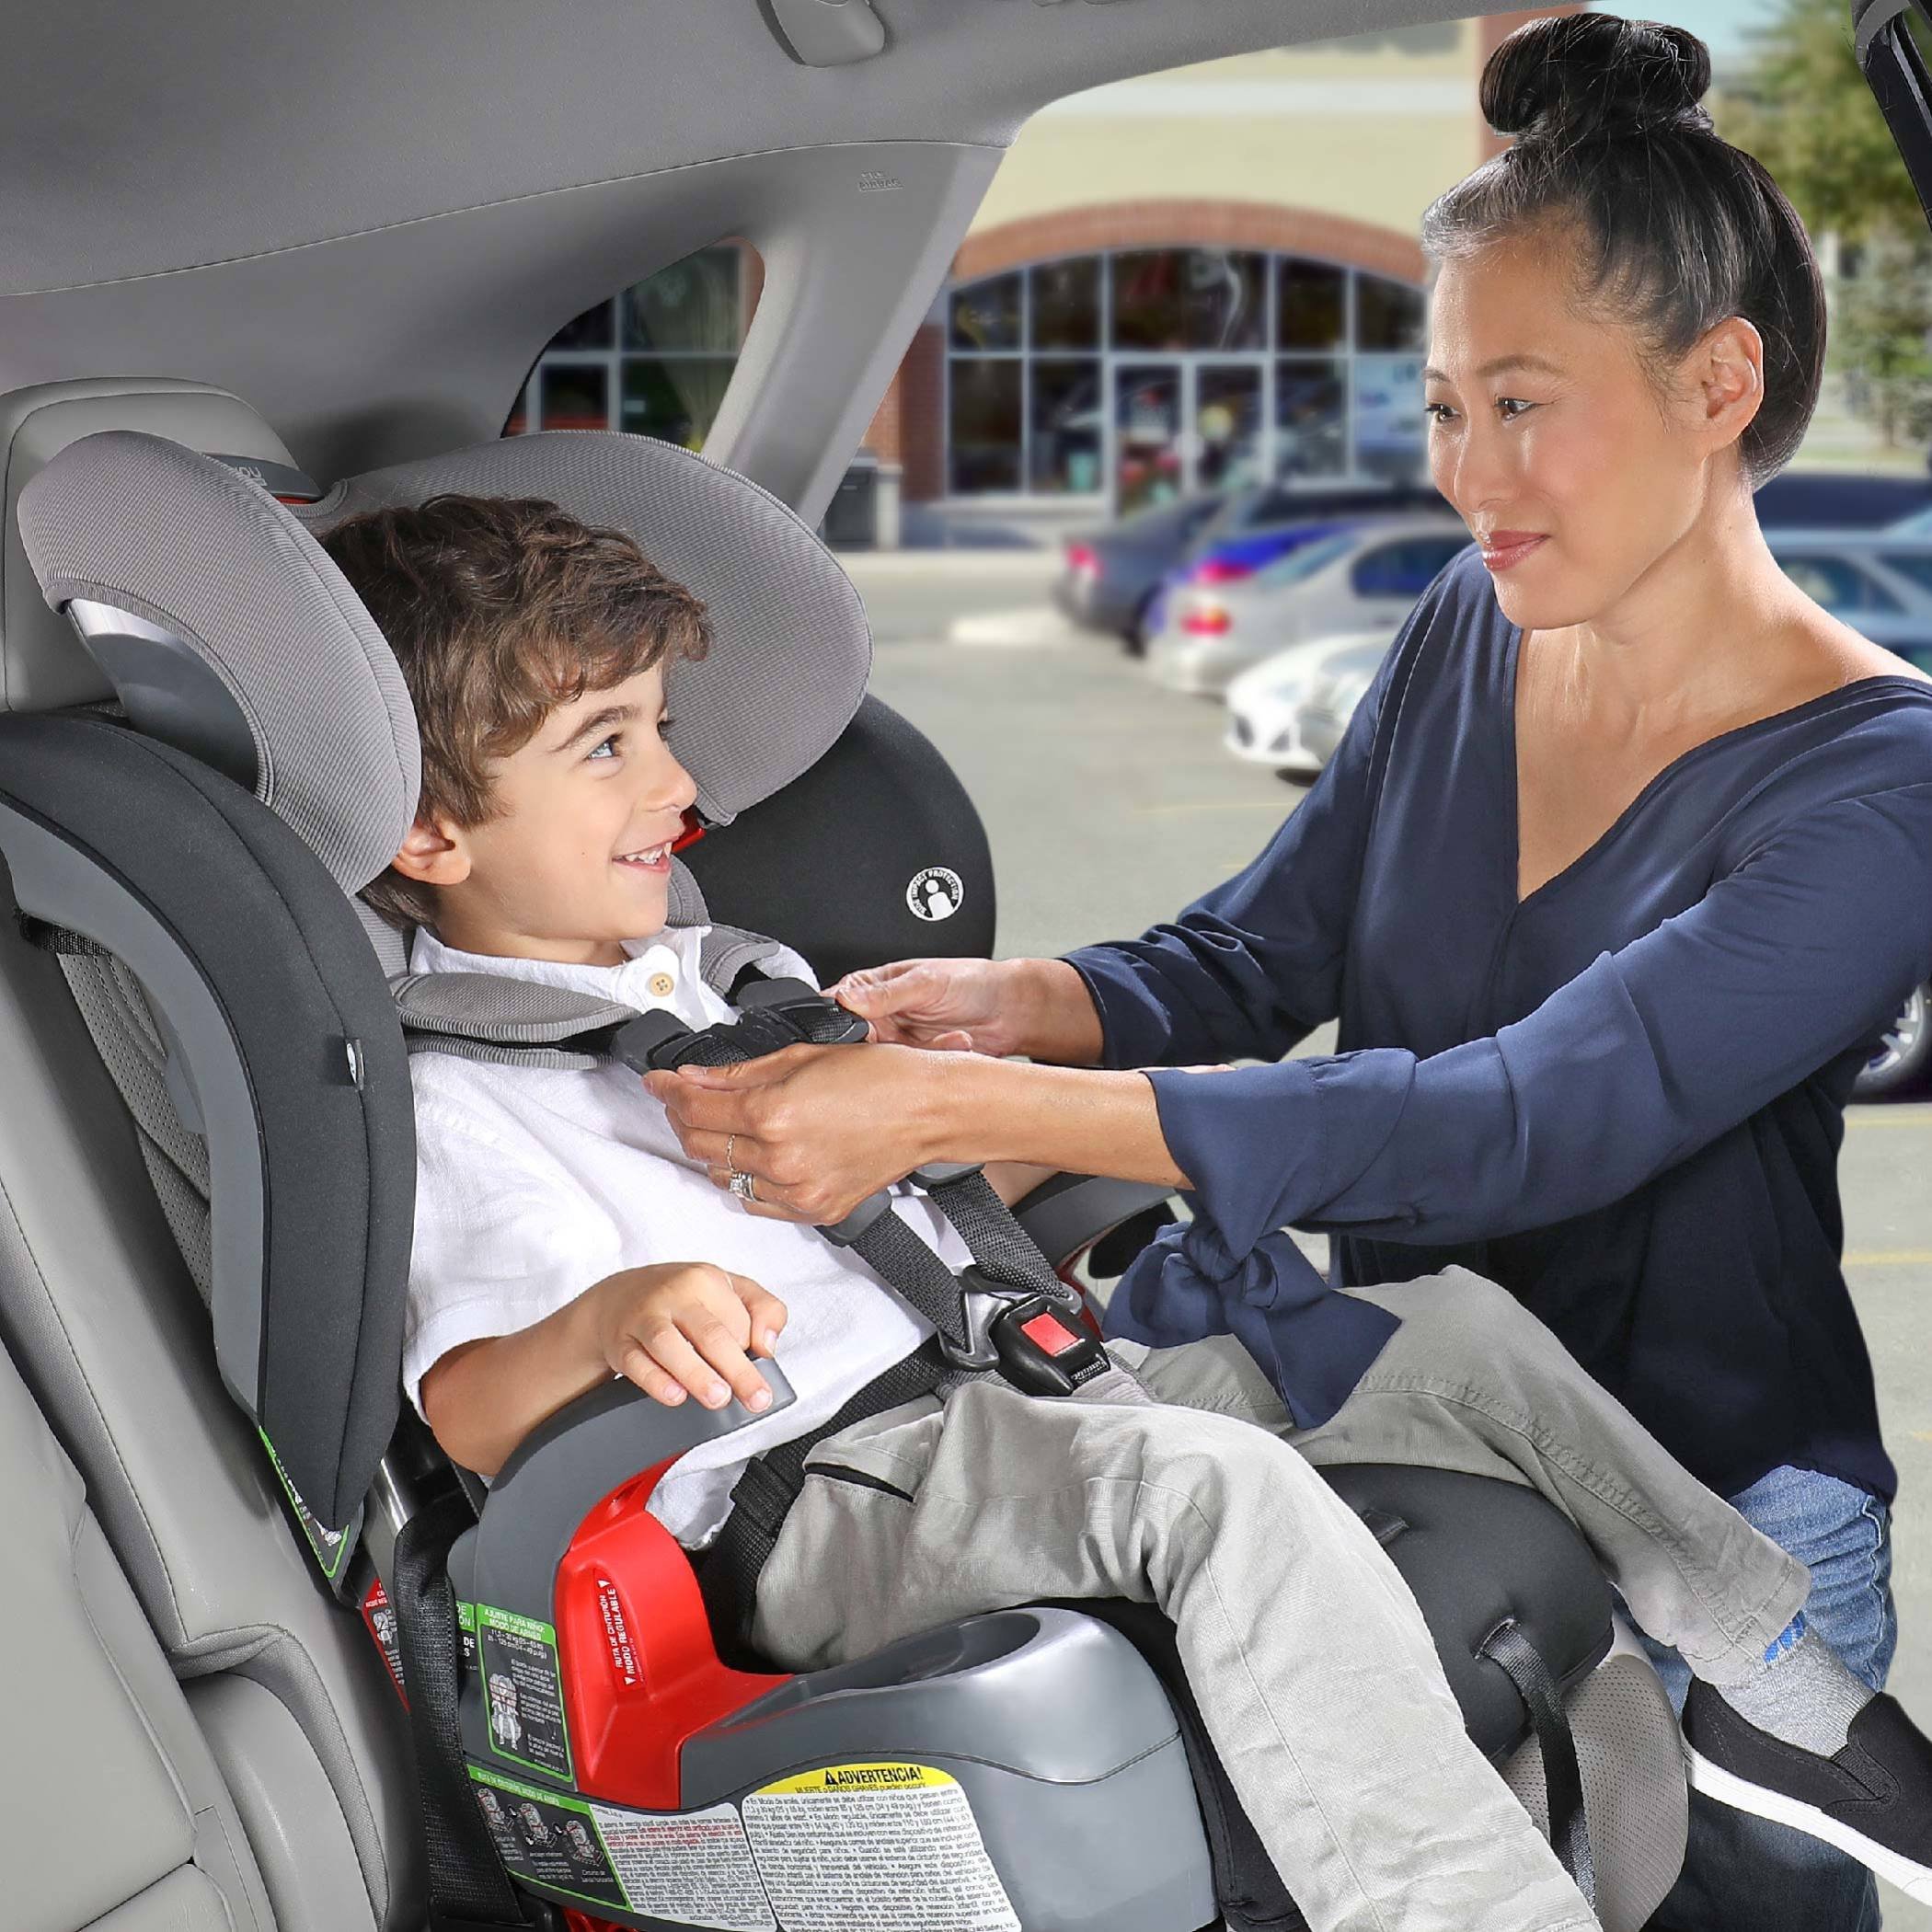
left=0, top=390, right=1686, bottom=1932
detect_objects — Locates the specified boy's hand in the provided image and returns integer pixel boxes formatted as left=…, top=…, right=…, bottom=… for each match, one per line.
left=587, top=1262, right=787, bottom=1414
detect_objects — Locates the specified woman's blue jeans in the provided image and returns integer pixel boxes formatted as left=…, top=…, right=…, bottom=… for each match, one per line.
left=1632, top=1464, right=1898, bottom=1932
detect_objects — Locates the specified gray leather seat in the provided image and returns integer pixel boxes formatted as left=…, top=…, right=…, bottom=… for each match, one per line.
left=0, top=379, right=424, bottom=1932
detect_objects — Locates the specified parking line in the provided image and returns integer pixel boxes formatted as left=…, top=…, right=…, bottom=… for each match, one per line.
left=1844, top=1249, right=1932, bottom=1268
left=1132, top=799, right=1298, bottom=818
left=1846, top=1109, right=1932, bottom=1129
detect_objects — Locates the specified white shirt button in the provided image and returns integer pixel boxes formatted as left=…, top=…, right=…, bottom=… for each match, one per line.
left=648, top=971, right=675, bottom=999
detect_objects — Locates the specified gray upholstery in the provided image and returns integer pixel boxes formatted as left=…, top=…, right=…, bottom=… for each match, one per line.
left=298, top=429, right=871, bottom=825
left=1, top=380, right=299, bottom=717
left=17, top=428, right=421, bottom=895
left=0, top=906, right=420, bottom=1927
left=0, top=1328, right=272, bottom=1932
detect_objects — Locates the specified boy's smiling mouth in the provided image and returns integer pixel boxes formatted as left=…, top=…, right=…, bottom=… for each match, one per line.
left=615, top=841, right=673, bottom=874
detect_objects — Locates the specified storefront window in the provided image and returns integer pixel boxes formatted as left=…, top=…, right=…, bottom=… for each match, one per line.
left=1275, top=360, right=1347, bottom=478
left=949, top=360, right=1024, bottom=494
left=944, top=248, right=1427, bottom=506
left=1031, top=259, right=1102, bottom=351
left=1356, top=274, right=1427, bottom=351
left=950, top=273, right=1022, bottom=351
left=540, top=364, right=609, bottom=431
left=1111, top=248, right=1266, bottom=352
left=1278, top=261, right=1347, bottom=351
left=506, top=243, right=757, bottom=449
left=1029, top=360, right=1104, bottom=494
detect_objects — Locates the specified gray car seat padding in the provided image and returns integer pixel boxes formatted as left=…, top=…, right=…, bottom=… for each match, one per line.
left=294, top=427, right=872, bottom=827
left=0, top=716, right=414, bottom=1528
left=0, top=1328, right=273, bottom=1932
left=16, top=427, right=421, bottom=898
left=0, top=899, right=418, bottom=1928
left=1, top=380, right=304, bottom=718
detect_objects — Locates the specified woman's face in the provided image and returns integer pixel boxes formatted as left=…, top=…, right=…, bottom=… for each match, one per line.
left=1423, top=226, right=1759, bottom=631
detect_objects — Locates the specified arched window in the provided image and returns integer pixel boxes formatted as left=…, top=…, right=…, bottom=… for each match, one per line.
left=945, top=248, right=1426, bottom=512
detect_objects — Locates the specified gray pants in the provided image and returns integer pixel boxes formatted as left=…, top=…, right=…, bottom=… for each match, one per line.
left=751, top=1267, right=1811, bottom=1932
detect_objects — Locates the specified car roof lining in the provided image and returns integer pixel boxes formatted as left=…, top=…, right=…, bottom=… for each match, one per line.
left=2, top=0, right=1489, bottom=516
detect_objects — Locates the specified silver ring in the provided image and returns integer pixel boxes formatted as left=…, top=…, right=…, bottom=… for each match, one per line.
left=729, top=1169, right=758, bottom=1202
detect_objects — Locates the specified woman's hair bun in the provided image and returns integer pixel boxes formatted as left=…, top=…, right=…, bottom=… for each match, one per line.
left=1481, top=12, right=1714, bottom=144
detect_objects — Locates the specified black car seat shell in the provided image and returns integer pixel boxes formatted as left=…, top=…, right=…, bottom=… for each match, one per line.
left=0, top=386, right=1688, bottom=1932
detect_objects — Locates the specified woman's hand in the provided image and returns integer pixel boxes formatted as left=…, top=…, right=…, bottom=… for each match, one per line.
left=834, top=956, right=1105, bottom=1065
left=642, top=1041, right=951, bottom=1225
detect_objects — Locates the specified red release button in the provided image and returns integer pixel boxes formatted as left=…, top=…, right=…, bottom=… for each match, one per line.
left=1018, top=1310, right=1083, bottom=1358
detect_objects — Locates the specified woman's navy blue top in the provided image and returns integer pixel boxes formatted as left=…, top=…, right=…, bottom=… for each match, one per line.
left=1067, top=540, right=1932, bottom=1504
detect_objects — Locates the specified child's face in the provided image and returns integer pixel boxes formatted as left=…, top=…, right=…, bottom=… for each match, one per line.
left=397, top=662, right=697, bottom=966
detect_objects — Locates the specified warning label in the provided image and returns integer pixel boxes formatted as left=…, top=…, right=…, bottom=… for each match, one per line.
left=590, top=1801, right=776, bottom=1931
left=456, top=1600, right=479, bottom=1678
left=742, top=1763, right=1019, bottom=1932
left=470, top=1767, right=627, bottom=1914
left=360, top=1578, right=407, bottom=1703
left=478, top=1604, right=573, bottom=1783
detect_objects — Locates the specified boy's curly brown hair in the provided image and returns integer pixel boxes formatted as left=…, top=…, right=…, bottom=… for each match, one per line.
left=319, top=493, right=709, bottom=930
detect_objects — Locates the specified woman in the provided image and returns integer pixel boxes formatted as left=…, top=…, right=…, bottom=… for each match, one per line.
left=647, top=16, right=1932, bottom=1927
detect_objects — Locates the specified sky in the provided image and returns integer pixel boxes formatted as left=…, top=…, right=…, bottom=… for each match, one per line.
left=1595, top=0, right=1784, bottom=63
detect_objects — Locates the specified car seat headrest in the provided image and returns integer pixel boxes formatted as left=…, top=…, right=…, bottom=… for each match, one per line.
left=1, top=380, right=314, bottom=716
left=17, top=428, right=421, bottom=900
left=294, top=430, right=872, bottom=828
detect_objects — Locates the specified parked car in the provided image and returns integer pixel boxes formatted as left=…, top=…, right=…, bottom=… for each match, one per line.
left=1762, top=529, right=1932, bottom=666
left=1856, top=983, right=1932, bottom=1099
left=1225, top=629, right=1394, bottom=779
left=1135, top=479, right=1447, bottom=650
left=1148, top=517, right=1469, bottom=696
left=1052, top=490, right=1223, bottom=639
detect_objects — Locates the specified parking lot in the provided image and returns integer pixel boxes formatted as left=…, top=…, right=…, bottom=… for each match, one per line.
left=853, top=552, right=1932, bottom=1926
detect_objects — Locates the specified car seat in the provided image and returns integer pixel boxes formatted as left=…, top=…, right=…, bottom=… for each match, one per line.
left=0, top=380, right=1689, bottom=1932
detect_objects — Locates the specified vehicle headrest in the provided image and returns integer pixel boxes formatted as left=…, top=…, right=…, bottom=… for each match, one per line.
left=16, top=428, right=421, bottom=901
left=295, top=430, right=873, bottom=828
left=1, top=380, right=313, bottom=716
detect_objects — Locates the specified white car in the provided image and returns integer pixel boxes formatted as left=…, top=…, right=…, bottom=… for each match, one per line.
left=1146, top=515, right=1469, bottom=696
left=1225, top=629, right=1395, bottom=779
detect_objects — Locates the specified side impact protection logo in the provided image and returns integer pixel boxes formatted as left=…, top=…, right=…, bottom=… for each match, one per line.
left=906, top=867, right=964, bottom=923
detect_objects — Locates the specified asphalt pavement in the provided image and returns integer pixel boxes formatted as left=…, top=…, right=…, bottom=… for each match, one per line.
left=849, top=550, right=1932, bottom=1928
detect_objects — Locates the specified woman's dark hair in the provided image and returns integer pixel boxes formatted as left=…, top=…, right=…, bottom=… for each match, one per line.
left=1420, top=13, right=1825, bottom=488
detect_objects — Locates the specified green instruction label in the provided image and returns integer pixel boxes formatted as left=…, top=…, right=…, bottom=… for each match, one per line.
left=468, top=1767, right=626, bottom=1914
left=477, top=1604, right=573, bottom=1783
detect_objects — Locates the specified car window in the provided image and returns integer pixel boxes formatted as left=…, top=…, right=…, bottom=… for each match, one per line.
left=1350, top=534, right=1467, bottom=599
left=1774, top=553, right=1905, bottom=615
left=1878, top=552, right=1932, bottom=597
left=1253, top=530, right=1356, bottom=588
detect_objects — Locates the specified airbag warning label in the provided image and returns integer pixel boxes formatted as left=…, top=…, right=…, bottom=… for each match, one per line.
left=742, top=1763, right=1019, bottom=1932
left=477, top=1604, right=572, bottom=1782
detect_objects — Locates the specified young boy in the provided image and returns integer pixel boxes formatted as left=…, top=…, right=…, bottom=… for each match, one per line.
left=323, top=493, right=1932, bottom=1932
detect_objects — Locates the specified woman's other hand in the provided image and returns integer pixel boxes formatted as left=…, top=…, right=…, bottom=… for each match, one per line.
left=834, top=956, right=1105, bottom=1065
left=642, top=1041, right=953, bottom=1225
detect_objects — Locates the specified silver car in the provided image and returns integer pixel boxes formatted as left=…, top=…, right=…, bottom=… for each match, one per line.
left=1145, top=515, right=1470, bottom=696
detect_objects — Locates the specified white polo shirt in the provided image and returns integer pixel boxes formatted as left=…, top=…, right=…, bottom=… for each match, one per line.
left=404, top=924, right=961, bottom=1547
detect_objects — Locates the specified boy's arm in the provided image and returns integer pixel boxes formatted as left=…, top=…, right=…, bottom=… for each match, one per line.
left=420, top=1262, right=787, bottom=1479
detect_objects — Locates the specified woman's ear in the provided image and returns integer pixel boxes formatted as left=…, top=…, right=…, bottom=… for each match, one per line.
left=390, top=813, right=473, bottom=888
left=1693, top=314, right=1765, bottom=454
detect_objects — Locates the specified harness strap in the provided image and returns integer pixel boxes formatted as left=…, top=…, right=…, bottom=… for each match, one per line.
left=392, top=1491, right=550, bottom=1932
left=1478, top=1616, right=1597, bottom=1908
left=696, top=1338, right=958, bottom=1659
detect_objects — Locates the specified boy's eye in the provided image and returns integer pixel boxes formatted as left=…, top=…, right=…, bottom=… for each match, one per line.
left=658, top=714, right=674, bottom=740
left=588, top=733, right=620, bottom=761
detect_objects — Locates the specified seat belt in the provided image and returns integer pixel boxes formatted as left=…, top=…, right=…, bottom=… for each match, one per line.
left=392, top=1491, right=557, bottom=1932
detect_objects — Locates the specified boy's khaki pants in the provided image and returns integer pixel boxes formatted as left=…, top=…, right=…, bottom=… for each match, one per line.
left=749, top=1266, right=1809, bottom=1932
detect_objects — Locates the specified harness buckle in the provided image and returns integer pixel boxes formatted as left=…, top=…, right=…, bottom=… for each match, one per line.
left=941, top=1269, right=1109, bottom=1394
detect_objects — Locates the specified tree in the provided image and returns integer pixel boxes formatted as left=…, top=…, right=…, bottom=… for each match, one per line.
left=1715, top=0, right=1927, bottom=245
left=1829, top=228, right=1932, bottom=447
